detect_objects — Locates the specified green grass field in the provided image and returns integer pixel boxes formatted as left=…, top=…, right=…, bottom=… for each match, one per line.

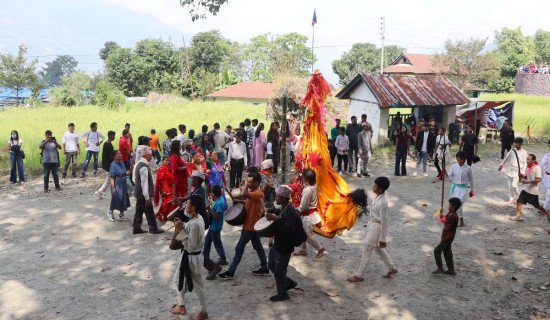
left=0, top=101, right=268, bottom=174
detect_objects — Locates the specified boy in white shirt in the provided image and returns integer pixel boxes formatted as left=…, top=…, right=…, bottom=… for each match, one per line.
left=335, top=127, right=349, bottom=175
left=62, top=122, right=80, bottom=178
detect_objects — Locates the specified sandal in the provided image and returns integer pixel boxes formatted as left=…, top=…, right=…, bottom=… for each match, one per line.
left=432, top=269, right=444, bottom=274
left=443, top=270, right=456, bottom=275
left=508, top=216, right=524, bottom=221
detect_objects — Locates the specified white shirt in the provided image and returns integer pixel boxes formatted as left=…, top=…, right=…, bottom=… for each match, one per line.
left=501, top=147, right=528, bottom=177
left=62, top=131, right=80, bottom=152
left=177, top=134, right=186, bottom=145
left=524, top=164, right=542, bottom=195
left=539, top=152, right=550, bottom=188
left=335, top=135, right=349, bottom=155
left=266, top=142, right=273, bottom=155
left=421, top=131, right=429, bottom=152
left=80, top=130, right=105, bottom=152
left=435, top=135, right=450, bottom=155
left=213, top=130, right=230, bottom=153
left=448, top=163, right=474, bottom=191
left=228, top=140, right=247, bottom=166
left=365, top=193, right=389, bottom=246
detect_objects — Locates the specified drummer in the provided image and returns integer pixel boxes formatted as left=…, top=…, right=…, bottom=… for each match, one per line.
left=265, top=185, right=302, bottom=302
left=260, top=159, right=279, bottom=247
left=219, top=173, right=269, bottom=279
left=294, top=169, right=325, bottom=258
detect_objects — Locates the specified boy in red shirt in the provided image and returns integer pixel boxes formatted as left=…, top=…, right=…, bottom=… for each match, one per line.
left=432, top=197, right=461, bottom=276
left=119, top=129, right=132, bottom=170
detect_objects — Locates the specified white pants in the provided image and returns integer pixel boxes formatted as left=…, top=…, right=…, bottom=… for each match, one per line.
left=544, top=187, right=550, bottom=210
left=301, top=218, right=323, bottom=251
left=356, top=244, right=395, bottom=276
left=98, top=174, right=110, bottom=193
left=357, top=156, right=369, bottom=174
left=507, top=176, right=519, bottom=201
left=173, top=256, right=206, bottom=312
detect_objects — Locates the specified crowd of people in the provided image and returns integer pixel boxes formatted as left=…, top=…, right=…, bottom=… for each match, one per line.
left=6, top=110, right=550, bottom=319
left=518, top=62, right=549, bottom=74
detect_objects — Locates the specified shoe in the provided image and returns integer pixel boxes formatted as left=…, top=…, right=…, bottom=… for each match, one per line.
left=218, top=271, right=234, bottom=280
left=133, top=229, right=146, bottom=234
left=55, top=187, right=62, bottom=191
left=62, top=173, right=67, bottom=179
left=44, top=189, right=49, bottom=193
left=357, top=173, right=362, bottom=178
left=422, top=173, right=429, bottom=177
left=252, top=268, right=269, bottom=276
left=107, top=211, right=115, bottom=222
left=217, top=259, right=229, bottom=266
left=118, top=213, right=129, bottom=221
left=412, top=172, right=418, bottom=177
left=80, top=172, right=86, bottom=178
left=338, top=171, right=343, bottom=175
left=285, top=280, right=297, bottom=290
left=365, top=172, right=371, bottom=177
left=72, top=173, right=77, bottom=178
left=207, top=266, right=222, bottom=280
left=93, top=171, right=97, bottom=177
left=269, top=293, right=290, bottom=302
left=149, top=229, right=165, bottom=234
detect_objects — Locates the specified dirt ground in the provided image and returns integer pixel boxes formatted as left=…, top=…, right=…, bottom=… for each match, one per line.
left=1, top=142, right=549, bottom=320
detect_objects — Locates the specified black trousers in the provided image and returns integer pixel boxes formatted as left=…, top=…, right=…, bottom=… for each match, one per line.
left=434, top=241, right=454, bottom=270
left=337, top=153, right=348, bottom=172
left=268, top=248, right=294, bottom=296
left=133, top=197, right=159, bottom=232
left=229, top=158, right=244, bottom=189
left=501, top=143, right=511, bottom=160
left=434, top=156, right=441, bottom=175
left=465, top=150, right=474, bottom=166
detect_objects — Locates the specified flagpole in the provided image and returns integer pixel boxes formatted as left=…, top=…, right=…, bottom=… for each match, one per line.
left=312, top=23, right=315, bottom=72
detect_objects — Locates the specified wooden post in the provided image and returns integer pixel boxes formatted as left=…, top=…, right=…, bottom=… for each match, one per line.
left=281, top=97, right=288, bottom=183
left=182, top=35, right=195, bottom=100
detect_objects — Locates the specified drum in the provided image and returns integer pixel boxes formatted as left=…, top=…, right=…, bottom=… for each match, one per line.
left=254, top=216, right=277, bottom=237
left=231, top=188, right=242, bottom=199
left=167, top=206, right=185, bottom=221
left=225, top=203, right=246, bottom=226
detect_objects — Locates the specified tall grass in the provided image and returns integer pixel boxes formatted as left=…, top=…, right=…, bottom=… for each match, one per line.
left=479, top=93, right=550, bottom=138
left=0, top=101, right=267, bottom=173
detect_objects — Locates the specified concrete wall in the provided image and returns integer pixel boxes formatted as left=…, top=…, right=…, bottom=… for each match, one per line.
left=515, top=73, right=550, bottom=96
left=346, top=82, right=389, bottom=146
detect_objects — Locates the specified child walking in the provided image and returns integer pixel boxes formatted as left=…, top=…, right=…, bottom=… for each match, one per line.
left=347, top=177, right=398, bottom=282
left=335, top=127, right=349, bottom=175
left=432, top=197, right=461, bottom=276
left=204, top=185, right=228, bottom=280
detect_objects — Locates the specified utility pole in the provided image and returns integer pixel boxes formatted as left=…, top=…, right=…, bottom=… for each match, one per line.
left=182, top=35, right=195, bottom=100
left=380, top=16, right=386, bottom=74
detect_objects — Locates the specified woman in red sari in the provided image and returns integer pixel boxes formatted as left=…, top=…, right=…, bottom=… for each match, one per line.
left=154, top=156, right=178, bottom=221
left=169, top=140, right=188, bottom=198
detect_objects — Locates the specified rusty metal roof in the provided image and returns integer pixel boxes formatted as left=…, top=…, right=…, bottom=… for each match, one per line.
left=336, top=74, right=470, bottom=107
left=207, top=81, right=274, bottom=100
left=383, top=54, right=449, bottom=74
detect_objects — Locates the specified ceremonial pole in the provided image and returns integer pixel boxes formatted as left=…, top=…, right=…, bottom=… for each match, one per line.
left=311, top=9, right=317, bottom=72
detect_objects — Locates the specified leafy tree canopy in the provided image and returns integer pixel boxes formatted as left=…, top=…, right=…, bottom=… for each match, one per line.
left=179, top=0, right=228, bottom=21
left=534, top=29, right=550, bottom=63
left=0, top=44, right=39, bottom=101
left=99, top=41, right=121, bottom=61
left=494, top=27, right=536, bottom=78
left=39, top=55, right=78, bottom=86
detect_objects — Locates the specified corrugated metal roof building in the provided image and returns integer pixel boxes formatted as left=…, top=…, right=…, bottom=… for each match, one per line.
left=207, top=81, right=274, bottom=105
left=336, top=73, right=470, bottom=146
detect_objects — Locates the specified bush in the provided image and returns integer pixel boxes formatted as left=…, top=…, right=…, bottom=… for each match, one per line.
left=93, top=80, right=126, bottom=109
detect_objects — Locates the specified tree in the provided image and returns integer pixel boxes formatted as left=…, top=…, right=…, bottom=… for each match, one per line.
left=99, top=41, right=121, bottom=61
left=189, top=30, right=229, bottom=74
left=433, top=38, right=500, bottom=90
left=179, top=0, right=228, bottom=21
left=241, top=32, right=316, bottom=82
left=0, top=44, right=39, bottom=103
left=331, top=43, right=405, bottom=85
left=534, top=29, right=550, bottom=63
left=52, top=71, right=93, bottom=106
left=39, top=55, right=78, bottom=86
left=494, top=27, right=536, bottom=78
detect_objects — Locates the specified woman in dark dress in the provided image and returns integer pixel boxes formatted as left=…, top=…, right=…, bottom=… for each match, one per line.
left=108, top=150, right=130, bottom=222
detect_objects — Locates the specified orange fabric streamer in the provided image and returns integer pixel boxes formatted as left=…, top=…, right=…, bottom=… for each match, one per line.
left=298, top=71, right=357, bottom=238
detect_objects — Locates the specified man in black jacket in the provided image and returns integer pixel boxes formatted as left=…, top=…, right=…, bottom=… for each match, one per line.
left=413, top=123, right=435, bottom=177
left=500, top=122, right=514, bottom=160
left=266, top=185, right=302, bottom=302
left=346, top=116, right=362, bottom=173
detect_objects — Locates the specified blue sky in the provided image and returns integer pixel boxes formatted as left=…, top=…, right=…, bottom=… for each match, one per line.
left=1, top=0, right=549, bottom=85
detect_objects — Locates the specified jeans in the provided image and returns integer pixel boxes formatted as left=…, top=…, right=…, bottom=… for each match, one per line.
left=10, top=153, right=25, bottom=183
left=63, top=151, right=78, bottom=175
left=133, top=197, right=159, bottom=232
left=152, top=150, right=161, bottom=164
left=228, top=229, right=267, bottom=274
left=83, top=150, right=99, bottom=173
left=204, top=229, right=226, bottom=261
left=395, top=147, right=407, bottom=176
left=268, top=248, right=294, bottom=296
left=434, top=241, right=454, bottom=270
left=415, top=151, right=429, bottom=173
left=217, top=151, right=226, bottom=166
left=43, top=162, right=60, bottom=190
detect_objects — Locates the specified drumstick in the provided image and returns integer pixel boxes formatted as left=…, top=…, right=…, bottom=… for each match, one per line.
left=225, top=187, right=235, bottom=201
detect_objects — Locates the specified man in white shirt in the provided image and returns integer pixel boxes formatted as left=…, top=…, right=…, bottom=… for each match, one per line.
left=227, top=132, right=247, bottom=189
left=499, top=137, right=528, bottom=204
left=133, top=148, right=164, bottom=235
left=80, top=122, right=105, bottom=178
left=539, top=141, right=550, bottom=211
left=212, top=123, right=230, bottom=166
left=510, top=154, right=549, bottom=221
left=413, top=123, right=435, bottom=177
left=177, top=124, right=186, bottom=145
left=62, top=122, right=80, bottom=178
left=434, top=127, right=451, bottom=178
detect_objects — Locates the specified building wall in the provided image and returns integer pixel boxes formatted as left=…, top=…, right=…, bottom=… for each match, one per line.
left=515, top=73, right=550, bottom=96
left=347, top=82, right=389, bottom=146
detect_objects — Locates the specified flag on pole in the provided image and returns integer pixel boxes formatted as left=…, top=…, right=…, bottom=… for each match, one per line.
left=312, top=9, right=317, bottom=26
